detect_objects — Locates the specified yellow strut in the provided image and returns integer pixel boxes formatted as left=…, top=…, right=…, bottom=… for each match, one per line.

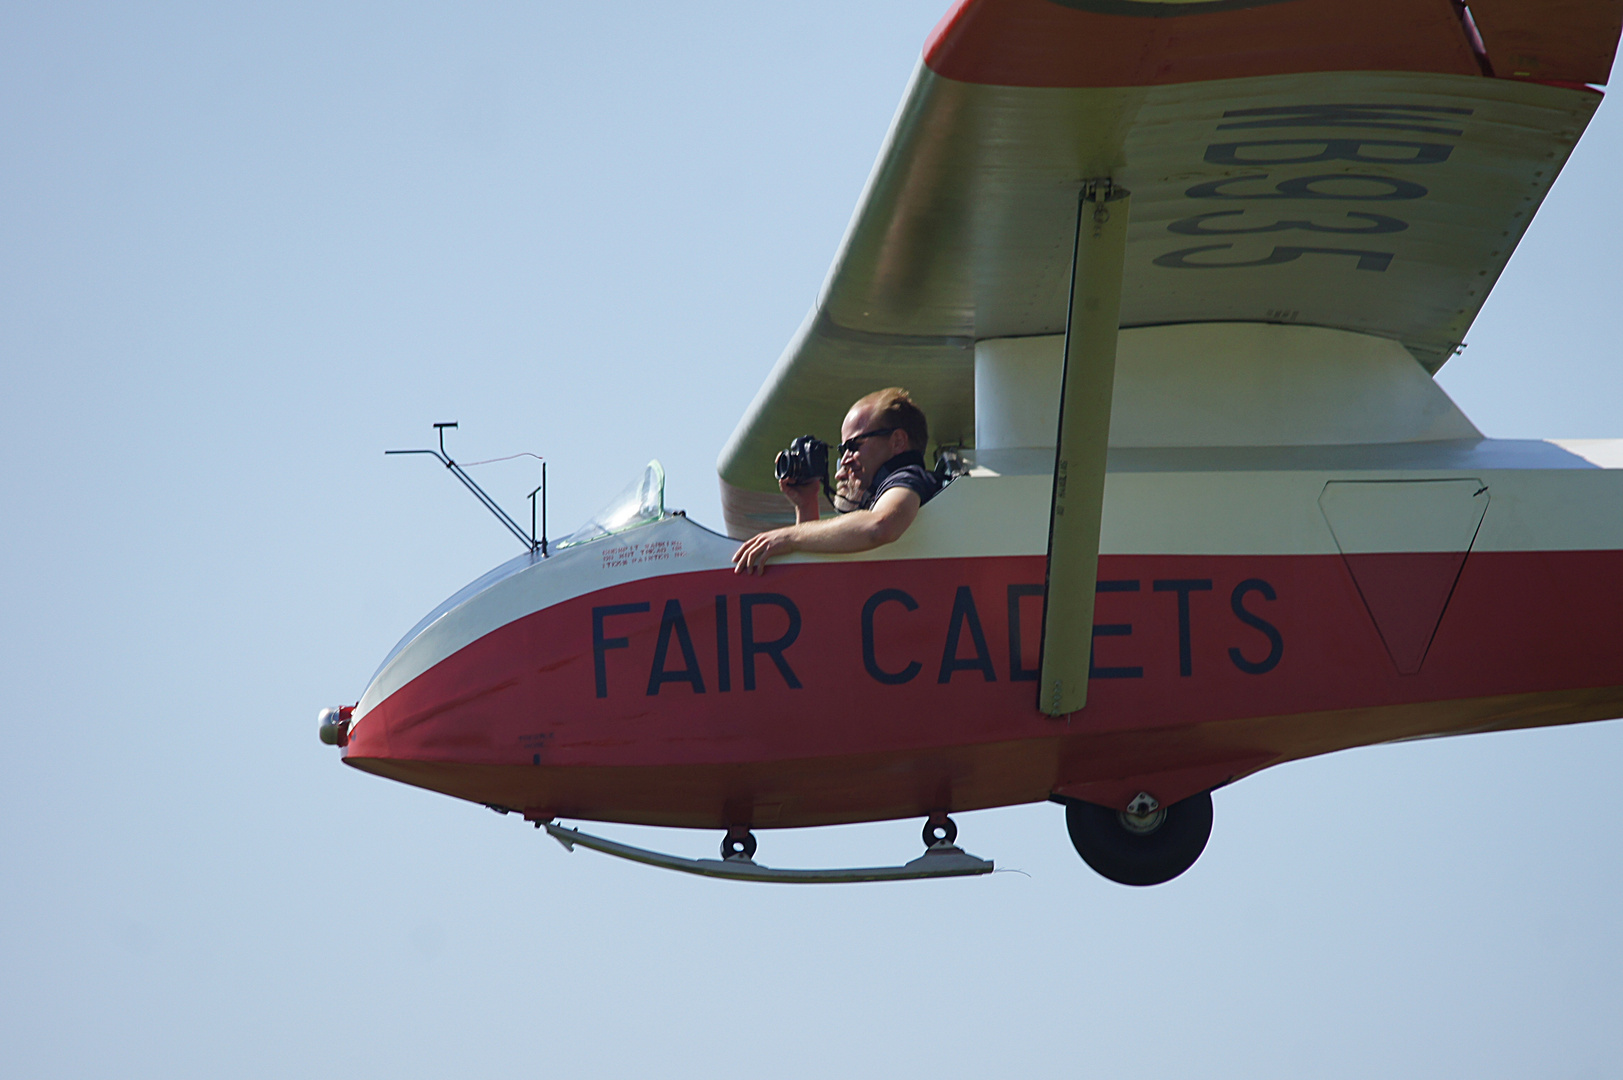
left=1039, top=181, right=1131, bottom=717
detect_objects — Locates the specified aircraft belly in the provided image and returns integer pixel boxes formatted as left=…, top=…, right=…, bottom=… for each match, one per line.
left=343, top=682, right=1623, bottom=830
left=345, top=461, right=1623, bottom=824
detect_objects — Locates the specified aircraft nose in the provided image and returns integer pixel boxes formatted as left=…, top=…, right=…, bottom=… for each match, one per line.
left=317, top=705, right=352, bottom=746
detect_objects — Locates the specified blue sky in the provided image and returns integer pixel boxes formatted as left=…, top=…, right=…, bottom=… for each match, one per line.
left=3, top=4, right=1621, bottom=1077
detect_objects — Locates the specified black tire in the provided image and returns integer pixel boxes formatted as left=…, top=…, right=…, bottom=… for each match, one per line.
left=721, top=830, right=757, bottom=860
left=1065, top=791, right=1213, bottom=886
left=922, top=817, right=959, bottom=848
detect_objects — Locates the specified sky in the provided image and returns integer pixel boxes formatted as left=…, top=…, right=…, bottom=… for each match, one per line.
left=3, top=3, right=1621, bottom=1078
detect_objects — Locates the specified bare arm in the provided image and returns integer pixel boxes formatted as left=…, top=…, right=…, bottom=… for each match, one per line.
left=732, top=487, right=921, bottom=574
left=780, top=478, right=822, bottom=525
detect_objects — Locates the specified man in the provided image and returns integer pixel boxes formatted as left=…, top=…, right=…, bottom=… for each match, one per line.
left=732, top=387, right=944, bottom=573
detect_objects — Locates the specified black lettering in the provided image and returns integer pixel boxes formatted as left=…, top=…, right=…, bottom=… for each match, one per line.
left=1089, top=625, right=1143, bottom=679
left=939, top=586, right=996, bottom=683
left=1153, top=579, right=1214, bottom=677
left=1216, top=104, right=1470, bottom=135
left=714, top=595, right=731, bottom=692
left=1276, top=175, right=1427, bottom=201
left=1166, top=210, right=1406, bottom=236
left=861, top=589, right=922, bottom=685
left=1154, top=244, right=1392, bottom=272
left=646, top=599, right=705, bottom=695
left=1007, top=584, right=1045, bottom=683
left=1090, top=580, right=1142, bottom=679
left=740, top=593, right=802, bottom=690
left=1228, top=578, right=1284, bottom=674
left=592, top=602, right=650, bottom=699
left=1204, top=139, right=1452, bottom=167
left=1185, top=174, right=1428, bottom=201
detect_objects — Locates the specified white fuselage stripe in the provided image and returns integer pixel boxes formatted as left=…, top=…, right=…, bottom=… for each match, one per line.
left=360, top=440, right=1623, bottom=722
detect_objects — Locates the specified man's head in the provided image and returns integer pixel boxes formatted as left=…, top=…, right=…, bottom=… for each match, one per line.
left=838, top=387, right=928, bottom=491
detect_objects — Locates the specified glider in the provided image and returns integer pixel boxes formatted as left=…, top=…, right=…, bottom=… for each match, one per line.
left=323, top=0, right=1623, bottom=886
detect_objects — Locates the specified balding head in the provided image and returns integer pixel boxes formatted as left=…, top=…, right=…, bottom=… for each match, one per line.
left=848, top=387, right=928, bottom=453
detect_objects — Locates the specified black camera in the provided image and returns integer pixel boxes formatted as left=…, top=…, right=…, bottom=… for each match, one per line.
left=774, top=435, right=829, bottom=489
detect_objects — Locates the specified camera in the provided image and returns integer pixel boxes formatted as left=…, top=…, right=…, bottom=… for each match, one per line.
left=774, top=435, right=829, bottom=488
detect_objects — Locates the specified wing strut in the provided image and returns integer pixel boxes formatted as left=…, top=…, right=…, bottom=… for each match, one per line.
left=1039, top=181, right=1131, bottom=717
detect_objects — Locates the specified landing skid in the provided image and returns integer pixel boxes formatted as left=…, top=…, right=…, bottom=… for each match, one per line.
left=544, top=822, right=994, bottom=884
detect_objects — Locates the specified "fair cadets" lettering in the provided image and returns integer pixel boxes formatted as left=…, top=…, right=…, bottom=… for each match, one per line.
left=590, top=578, right=1282, bottom=698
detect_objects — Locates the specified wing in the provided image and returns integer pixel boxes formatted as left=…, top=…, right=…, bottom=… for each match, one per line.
left=716, top=0, right=1621, bottom=536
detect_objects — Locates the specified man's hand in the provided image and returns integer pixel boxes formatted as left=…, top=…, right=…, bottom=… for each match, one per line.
left=835, top=461, right=864, bottom=504
left=829, top=463, right=863, bottom=514
left=780, top=477, right=821, bottom=525
left=732, top=526, right=796, bottom=574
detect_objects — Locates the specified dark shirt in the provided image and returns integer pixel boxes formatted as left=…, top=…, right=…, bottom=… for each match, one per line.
left=858, top=450, right=945, bottom=510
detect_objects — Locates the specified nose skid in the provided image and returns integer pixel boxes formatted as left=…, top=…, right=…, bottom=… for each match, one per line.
left=543, top=821, right=994, bottom=883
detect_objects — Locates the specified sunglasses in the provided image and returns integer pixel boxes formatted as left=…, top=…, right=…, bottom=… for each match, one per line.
left=837, top=427, right=897, bottom=455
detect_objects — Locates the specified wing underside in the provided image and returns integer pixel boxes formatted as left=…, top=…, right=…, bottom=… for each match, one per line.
left=718, top=0, right=1620, bottom=536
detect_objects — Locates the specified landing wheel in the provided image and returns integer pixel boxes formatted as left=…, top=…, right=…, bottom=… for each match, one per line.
left=720, top=829, right=757, bottom=861
left=1065, top=791, right=1213, bottom=886
left=922, top=816, right=958, bottom=849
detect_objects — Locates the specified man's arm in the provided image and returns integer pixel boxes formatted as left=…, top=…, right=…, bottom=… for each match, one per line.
left=780, top=478, right=821, bottom=525
left=732, top=487, right=921, bottom=574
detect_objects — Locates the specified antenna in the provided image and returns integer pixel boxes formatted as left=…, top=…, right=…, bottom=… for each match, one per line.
left=527, top=461, right=548, bottom=556
left=387, top=423, right=546, bottom=555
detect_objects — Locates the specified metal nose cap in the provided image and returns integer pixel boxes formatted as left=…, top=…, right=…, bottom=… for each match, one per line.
left=317, top=705, right=352, bottom=746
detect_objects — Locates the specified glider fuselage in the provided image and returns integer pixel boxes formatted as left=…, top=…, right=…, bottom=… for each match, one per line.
left=344, top=411, right=1623, bottom=829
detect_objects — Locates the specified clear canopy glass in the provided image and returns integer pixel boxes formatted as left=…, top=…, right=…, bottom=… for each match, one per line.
left=555, top=460, right=667, bottom=548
